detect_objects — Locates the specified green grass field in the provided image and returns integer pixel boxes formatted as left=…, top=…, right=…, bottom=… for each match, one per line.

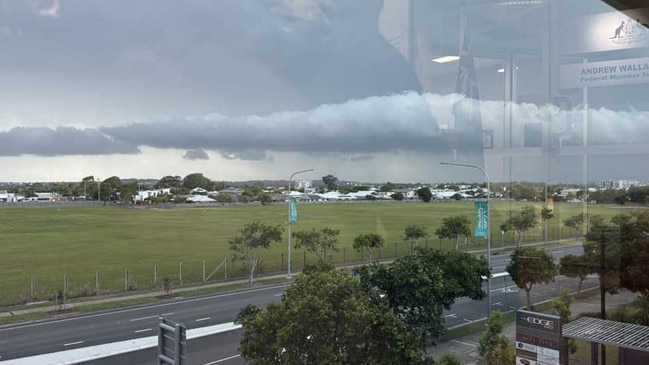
left=0, top=201, right=638, bottom=307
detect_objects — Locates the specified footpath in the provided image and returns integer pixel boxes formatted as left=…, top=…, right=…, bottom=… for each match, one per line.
left=428, top=289, right=640, bottom=364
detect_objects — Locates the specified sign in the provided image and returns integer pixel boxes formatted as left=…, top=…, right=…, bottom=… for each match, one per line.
left=515, top=310, right=562, bottom=365
left=560, top=58, right=649, bottom=89
left=561, top=10, right=649, bottom=55
left=158, top=317, right=186, bottom=365
left=289, top=197, right=298, bottom=223
left=474, top=201, right=488, bottom=238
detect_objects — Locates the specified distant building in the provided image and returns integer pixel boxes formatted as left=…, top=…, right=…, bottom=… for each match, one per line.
left=599, top=179, right=642, bottom=190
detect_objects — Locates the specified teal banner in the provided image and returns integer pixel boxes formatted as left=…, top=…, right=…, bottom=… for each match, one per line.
left=474, top=201, right=488, bottom=238
left=289, top=197, right=298, bottom=222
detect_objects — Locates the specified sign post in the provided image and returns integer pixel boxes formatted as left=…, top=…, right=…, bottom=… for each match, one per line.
left=515, top=310, right=562, bottom=365
left=158, top=317, right=186, bottom=365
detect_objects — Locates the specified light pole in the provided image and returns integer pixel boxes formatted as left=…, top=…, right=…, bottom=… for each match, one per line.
left=97, top=178, right=102, bottom=205
left=287, top=168, right=314, bottom=278
left=440, top=161, right=492, bottom=314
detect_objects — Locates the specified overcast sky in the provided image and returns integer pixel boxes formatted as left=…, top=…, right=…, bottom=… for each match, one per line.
left=1, top=0, right=647, bottom=184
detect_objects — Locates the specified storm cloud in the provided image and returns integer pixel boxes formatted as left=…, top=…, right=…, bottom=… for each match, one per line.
left=1, top=92, right=648, bottom=160
left=0, top=126, right=139, bottom=156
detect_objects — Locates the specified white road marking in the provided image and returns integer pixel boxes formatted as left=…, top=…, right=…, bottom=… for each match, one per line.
left=493, top=302, right=503, bottom=307
left=203, top=354, right=241, bottom=364
left=130, top=315, right=158, bottom=322
left=452, top=339, right=477, bottom=347
left=134, top=328, right=152, bottom=333
left=444, top=313, right=457, bottom=318
left=162, top=312, right=174, bottom=316
left=64, top=341, right=84, bottom=347
left=196, top=317, right=211, bottom=322
left=463, top=318, right=472, bottom=322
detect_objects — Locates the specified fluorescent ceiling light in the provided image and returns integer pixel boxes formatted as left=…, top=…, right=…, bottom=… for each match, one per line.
left=497, top=68, right=505, bottom=73
left=432, top=56, right=459, bottom=63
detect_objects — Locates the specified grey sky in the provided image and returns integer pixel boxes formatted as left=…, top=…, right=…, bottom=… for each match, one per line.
left=0, top=0, right=647, bottom=183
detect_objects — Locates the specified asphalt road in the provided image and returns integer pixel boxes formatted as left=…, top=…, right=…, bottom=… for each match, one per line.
left=0, top=244, right=588, bottom=364
left=0, top=285, right=285, bottom=361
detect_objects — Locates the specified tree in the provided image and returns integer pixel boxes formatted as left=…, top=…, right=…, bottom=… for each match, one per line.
left=403, top=224, right=428, bottom=250
left=118, top=181, right=138, bottom=205
left=236, top=265, right=433, bottom=364
left=610, top=212, right=649, bottom=299
left=391, top=192, right=404, bottom=201
left=563, top=213, right=586, bottom=237
left=229, top=221, right=284, bottom=283
left=551, top=289, right=574, bottom=324
left=353, top=233, right=385, bottom=262
left=156, top=175, right=182, bottom=189
left=322, top=174, right=338, bottom=191
left=479, top=310, right=515, bottom=364
left=216, top=193, right=234, bottom=204
left=435, top=215, right=471, bottom=250
left=355, top=247, right=489, bottom=350
left=551, top=289, right=579, bottom=354
left=541, top=207, right=554, bottom=221
left=81, top=176, right=96, bottom=199
left=416, top=187, right=433, bottom=202
left=484, top=336, right=515, bottom=365
left=504, top=205, right=538, bottom=246
left=380, top=182, right=397, bottom=192
left=559, top=254, right=591, bottom=294
left=182, top=173, right=211, bottom=190
left=293, top=227, right=340, bottom=261
left=437, top=353, right=463, bottom=365
left=506, top=247, right=558, bottom=309
left=101, top=176, right=122, bottom=202
left=257, top=191, right=273, bottom=205
left=478, top=310, right=505, bottom=357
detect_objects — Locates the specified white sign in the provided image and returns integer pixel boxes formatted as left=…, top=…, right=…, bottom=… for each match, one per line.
left=516, top=341, right=559, bottom=360
left=561, top=10, right=649, bottom=54
left=560, top=58, right=649, bottom=88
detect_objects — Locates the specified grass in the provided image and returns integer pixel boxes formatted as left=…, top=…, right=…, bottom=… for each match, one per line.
left=0, top=201, right=633, bottom=307
left=0, top=312, right=48, bottom=326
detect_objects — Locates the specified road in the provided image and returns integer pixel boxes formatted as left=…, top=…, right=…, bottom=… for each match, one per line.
left=0, top=285, right=285, bottom=361
left=0, top=244, right=589, bottom=364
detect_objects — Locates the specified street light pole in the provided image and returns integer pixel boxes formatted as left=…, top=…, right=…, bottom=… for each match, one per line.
left=97, top=179, right=102, bottom=205
left=440, top=161, right=492, bottom=314
left=287, top=168, right=314, bottom=278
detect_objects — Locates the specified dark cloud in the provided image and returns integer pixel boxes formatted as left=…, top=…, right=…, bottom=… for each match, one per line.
left=0, top=93, right=647, bottom=159
left=100, top=92, right=446, bottom=157
left=0, top=126, right=139, bottom=156
left=182, top=148, right=209, bottom=160
left=220, top=150, right=267, bottom=161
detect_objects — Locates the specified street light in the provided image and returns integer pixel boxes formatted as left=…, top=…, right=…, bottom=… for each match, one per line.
left=440, top=161, right=492, bottom=314
left=97, top=178, right=102, bottom=205
left=287, top=168, right=314, bottom=278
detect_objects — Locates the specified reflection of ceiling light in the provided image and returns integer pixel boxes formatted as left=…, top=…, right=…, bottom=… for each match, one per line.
left=497, top=68, right=505, bottom=73
left=496, top=0, right=543, bottom=5
left=432, top=56, right=459, bottom=63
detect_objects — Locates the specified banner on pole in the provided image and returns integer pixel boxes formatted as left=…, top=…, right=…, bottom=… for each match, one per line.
left=546, top=198, right=554, bottom=212
left=474, top=201, right=488, bottom=238
left=289, top=197, right=298, bottom=222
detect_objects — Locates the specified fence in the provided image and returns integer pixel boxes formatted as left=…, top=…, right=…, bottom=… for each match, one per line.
left=0, top=227, right=579, bottom=308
